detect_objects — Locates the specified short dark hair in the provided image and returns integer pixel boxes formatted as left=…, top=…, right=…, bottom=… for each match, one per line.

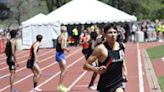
left=10, top=29, right=17, bottom=38
left=103, top=23, right=117, bottom=33
left=36, top=34, right=43, bottom=42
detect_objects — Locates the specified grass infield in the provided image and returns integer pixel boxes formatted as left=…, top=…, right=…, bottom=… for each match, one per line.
left=147, top=45, right=164, bottom=91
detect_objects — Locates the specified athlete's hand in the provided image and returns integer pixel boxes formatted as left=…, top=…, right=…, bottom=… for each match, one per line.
left=66, top=48, right=70, bottom=52
left=123, top=71, right=128, bottom=82
left=95, top=65, right=107, bottom=74
left=16, top=63, right=19, bottom=67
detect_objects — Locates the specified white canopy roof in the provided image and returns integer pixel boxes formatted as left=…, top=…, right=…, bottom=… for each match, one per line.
left=22, top=13, right=46, bottom=26
left=47, top=0, right=137, bottom=25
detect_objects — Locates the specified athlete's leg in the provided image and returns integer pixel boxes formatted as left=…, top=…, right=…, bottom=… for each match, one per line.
left=88, top=72, right=98, bottom=90
left=9, top=70, right=15, bottom=92
left=58, top=59, right=67, bottom=86
left=32, top=62, right=41, bottom=88
left=88, top=60, right=98, bottom=90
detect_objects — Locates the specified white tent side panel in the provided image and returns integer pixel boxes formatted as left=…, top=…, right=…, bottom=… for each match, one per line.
left=22, top=23, right=60, bottom=49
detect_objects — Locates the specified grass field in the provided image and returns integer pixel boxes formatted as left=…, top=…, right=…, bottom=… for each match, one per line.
left=147, top=45, right=164, bottom=91
left=159, top=76, right=164, bottom=92
left=147, top=45, right=164, bottom=61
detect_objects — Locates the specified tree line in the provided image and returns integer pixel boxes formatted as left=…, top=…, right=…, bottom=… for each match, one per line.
left=0, top=0, right=164, bottom=26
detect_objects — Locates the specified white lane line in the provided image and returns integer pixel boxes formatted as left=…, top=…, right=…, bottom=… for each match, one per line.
left=35, top=56, right=84, bottom=89
left=0, top=48, right=81, bottom=91
left=0, top=49, right=80, bottom=79
left=161, top=57, right=164, bottom=62
left=142, top=49, right=162, bottom=92
left=137, top=43, right=144, bottom=92
left=0, top=51, right=28, bottom=64
left=0, top=50, right=54, bottom=71
left=0, top=54, right=54, bottom=79
left=75, top=84, right=88, bottom=88
left=68, top=71, right=87, bottom=90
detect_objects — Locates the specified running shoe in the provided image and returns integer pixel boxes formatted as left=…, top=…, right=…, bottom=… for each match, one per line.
left=57, top=85, right=69, bottom=92
left=30, top=87, right=42, bottom=92
left=88, top=85, right=97, bottom=90
left=12, top=89, right=20, bottom=92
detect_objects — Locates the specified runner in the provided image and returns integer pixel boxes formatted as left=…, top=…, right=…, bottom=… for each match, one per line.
left=27, top=34, right=43, bottom=92
left=83, top=24, right=128, bottom=92
left=5, top=29, right=19, bottom=92
left=56, top=26, right=70, bottom=92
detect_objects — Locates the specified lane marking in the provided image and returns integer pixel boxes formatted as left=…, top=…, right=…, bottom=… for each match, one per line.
left=0, top=48, right=81, bottom=91
left=161, top=57, right=164, bottom=62
left=68, top=71, right=87, bottom=90
left=142, top=49, right=162, bottom=92
left=0, top=51, right=28, bottom=65
left=31, top=56, right=84, bottom=91
left=75, top=84, right=88, bottom=88
left=36, top=56, right=84, bottom=88
left=0, top=50, right=29, bottom=64
left=0, top=50, right=54, bottom=71
left=137, top=43, right=144, bottom=92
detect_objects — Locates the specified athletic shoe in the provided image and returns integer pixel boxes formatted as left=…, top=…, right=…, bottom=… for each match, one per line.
left=57, top=85, right=69, bottom=92
left=34, top=87, right=42, bottom=91
left=88, top=85, right=97, bottom=90
left=12, top=89, right=20, bottom=92
left=30, top=87, right=42, bottom=92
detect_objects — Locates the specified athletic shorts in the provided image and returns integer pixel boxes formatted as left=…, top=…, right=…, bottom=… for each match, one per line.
left=82, top=48, right=88, bottom=55
left=56, top=51, right=65, bottom=62
left=7, top=57, right=16, bottom=70
left=97, top=82, right=124, bottom=92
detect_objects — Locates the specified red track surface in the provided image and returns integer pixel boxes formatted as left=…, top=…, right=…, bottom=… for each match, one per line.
left=0, top=42, right=164, bottom=92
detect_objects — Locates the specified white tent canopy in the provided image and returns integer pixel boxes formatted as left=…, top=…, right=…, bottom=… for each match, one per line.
left=21, top=13, right=61, bottom=49
left=47, top=0, right=137, bottom=25
left=22, top=13, right=46, bottom=25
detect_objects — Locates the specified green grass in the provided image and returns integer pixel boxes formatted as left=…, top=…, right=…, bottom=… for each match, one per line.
left=147, top=45, right=164, bottom=91
left=146, top=45, right=164, bottom=61
left=159, top=76, right=164, bottom=92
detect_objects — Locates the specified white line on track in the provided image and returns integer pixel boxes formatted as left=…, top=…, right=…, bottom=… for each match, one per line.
left=0, top=51, right=28, bottom=64
left=0, top=48, right=81, bottom=91
left=68, top=71, right=87, bottom=90
left=30, top=56, right=84, bottom=92
left=137, top=43, right=144, bottom=92
left=0, top=50, right=54, bottom=71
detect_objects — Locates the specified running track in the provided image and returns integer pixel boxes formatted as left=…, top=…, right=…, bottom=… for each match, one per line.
left=0, top=42, right=163, bottom=92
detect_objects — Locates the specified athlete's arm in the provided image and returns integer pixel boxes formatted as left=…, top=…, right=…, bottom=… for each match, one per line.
left=122, top=43, right=128, bottom=81
left=122, top=60, right=128, bottom=82
left=11, top=39, right=18, bottom=66
left=34, top=42, right=39, bottom=63
left=83, top=45, right=106, bottom=73
left=61, top=35, right=69, bottom=52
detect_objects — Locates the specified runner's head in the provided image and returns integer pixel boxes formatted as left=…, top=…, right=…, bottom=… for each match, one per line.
left=61, top=26, right=67, bottom=33
left=36, top=34, right=43, bottom=42
left=10, top=29, right=17, bottom=38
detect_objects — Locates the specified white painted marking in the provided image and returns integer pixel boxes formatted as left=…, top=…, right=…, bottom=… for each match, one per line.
left=68, top=71, right=87, bottom=90
left=137, top=43, right=144, bottom=92
left=0, top=48, right=81, bottom=91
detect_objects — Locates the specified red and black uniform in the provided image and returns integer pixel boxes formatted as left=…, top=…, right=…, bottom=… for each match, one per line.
left=97, top=42, right=125, bottom=92
left=28, top=42, right=38, bottom=69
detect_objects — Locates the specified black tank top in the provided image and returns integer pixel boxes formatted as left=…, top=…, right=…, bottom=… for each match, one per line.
left=5, top=40, right=12, bottom=58
left=97, top=42, right=125, bottom=92
left=30, top=42, right=39, bottom=61
left=56, top=36, right=64, bottom=52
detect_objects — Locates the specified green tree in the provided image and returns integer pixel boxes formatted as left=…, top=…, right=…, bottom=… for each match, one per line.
left=0, top=3, right=10, bottom=20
